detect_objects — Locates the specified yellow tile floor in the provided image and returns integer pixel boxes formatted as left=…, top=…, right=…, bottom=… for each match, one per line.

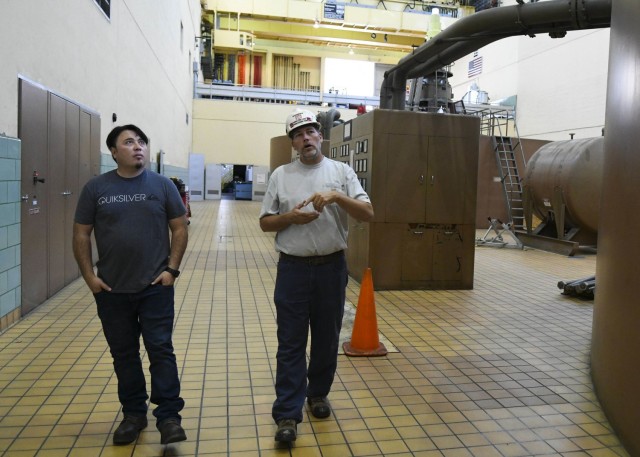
left=0, top=199, right=629, bottom=457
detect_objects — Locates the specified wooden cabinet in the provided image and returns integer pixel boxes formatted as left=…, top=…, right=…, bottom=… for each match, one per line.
left=382, top=134, right=474, bottom=224
left=333, top=110, right=480, bottom=290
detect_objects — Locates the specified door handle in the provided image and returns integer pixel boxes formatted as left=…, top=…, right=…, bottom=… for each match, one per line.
left=61, top=191, right=72, bottom=196
left=419, top=174, right=424, bottom=185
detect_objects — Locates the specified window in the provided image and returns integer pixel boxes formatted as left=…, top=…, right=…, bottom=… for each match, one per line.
left=94, top=0, right=110, bottom=18
left=324, top=58, right=374, bottom=98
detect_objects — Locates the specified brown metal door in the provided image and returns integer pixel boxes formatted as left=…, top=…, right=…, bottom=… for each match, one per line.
left=64, top=103, right=81, bottom=284
left=48, top=94, right=67, bottom=296
left=384, top=134, right=427, bottom=223
left=19, top=79, right=100, bottom=315
left=78, top=111, right=92, bottom=185
left=19, top=79, right=49, bottom=314
left=426, top=137, right=469, bottom=224
left=90, top=113, right=101, bottom=178
left=83, top=111, right=101, bottom=264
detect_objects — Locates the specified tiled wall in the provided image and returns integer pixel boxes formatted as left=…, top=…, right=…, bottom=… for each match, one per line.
left=100, top=153, right=116, bottom=174
left=0, top=135, right=21, bottom=332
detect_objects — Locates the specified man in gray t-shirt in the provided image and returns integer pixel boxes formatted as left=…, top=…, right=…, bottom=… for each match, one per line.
left=260, top=109, right=374, bottom=443
left=73, top=124, right=188, bottom=446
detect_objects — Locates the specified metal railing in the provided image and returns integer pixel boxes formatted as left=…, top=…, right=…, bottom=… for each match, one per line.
left=194, top=82, right=380, bottom=107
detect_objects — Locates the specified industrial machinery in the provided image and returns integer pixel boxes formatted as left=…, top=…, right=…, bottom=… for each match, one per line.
left=377, top=0, right=610, bottom=255
left=316, top=108, right=343, bottom=140
left=406, top=69, right=453, bottom=113
left=379, top=0, right=611, bottom=111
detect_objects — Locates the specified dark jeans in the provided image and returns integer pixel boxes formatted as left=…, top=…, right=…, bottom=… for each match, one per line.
left=95, top=284, right=184, bottom=424
left=271, top=253, right=347, bottom=423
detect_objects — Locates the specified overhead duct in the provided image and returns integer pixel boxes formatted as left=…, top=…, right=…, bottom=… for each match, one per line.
left=380, top=0, right=612, bottom=110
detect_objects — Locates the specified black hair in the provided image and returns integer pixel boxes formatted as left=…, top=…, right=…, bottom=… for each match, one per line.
left=106, top=124, right=149, bottom=150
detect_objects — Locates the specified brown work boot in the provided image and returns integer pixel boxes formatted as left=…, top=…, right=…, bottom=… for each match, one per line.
left=158, top=418, right=187, bottom=444
left=113, top=415, right=147, bottom=445
left=307, top=396, right=331, bottom=418
left=274, top=419, right=297, bottom=442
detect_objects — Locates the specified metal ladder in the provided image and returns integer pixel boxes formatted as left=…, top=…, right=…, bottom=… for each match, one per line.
left=476, top=106, right=527, bottom=232
left=493, top=135, right=525, bottom=232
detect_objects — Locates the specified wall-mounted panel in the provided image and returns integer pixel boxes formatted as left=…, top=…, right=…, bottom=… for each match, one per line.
left=337, top=110, right=480, bottom=290
left=189, top=153, right=205, bottom=201
left=205, top=163, right=222, bottom=200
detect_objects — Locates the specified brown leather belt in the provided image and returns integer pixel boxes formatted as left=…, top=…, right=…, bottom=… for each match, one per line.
left=279, top=250, right=344, bottom=266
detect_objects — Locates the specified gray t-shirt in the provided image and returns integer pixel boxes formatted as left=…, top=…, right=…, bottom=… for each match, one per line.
left=74, top=169, right=186, bottom=293
left=259, top=157, right=370, bottom=256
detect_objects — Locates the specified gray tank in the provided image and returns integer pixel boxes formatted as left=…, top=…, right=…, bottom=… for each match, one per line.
left=524, top=137, right=603, bottom=235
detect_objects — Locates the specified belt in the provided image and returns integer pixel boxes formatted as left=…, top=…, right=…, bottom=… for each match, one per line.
left=279, top=250, right=344, bottom=266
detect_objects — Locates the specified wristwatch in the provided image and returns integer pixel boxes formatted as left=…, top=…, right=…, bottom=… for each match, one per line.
left=165, top=267, right=180, bottom=278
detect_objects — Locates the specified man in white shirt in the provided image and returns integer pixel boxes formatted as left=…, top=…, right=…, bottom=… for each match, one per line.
left=259, top=109, right=374, bottom=442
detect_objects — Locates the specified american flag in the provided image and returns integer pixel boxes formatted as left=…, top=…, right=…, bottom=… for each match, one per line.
left=468, top=55, right=483, bottom=77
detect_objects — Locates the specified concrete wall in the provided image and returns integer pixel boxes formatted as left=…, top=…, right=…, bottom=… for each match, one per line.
left=192, top=100, right=357, bottom=166
left=450, top=29, right=610, bottom=141
left=0, top=0, right=196, bottom=319
left=0, top=0, right=200, bottom=169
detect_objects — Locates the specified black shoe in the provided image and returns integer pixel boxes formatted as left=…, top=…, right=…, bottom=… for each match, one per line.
left=158, top=418, right=187, bottom=444
left=307, top=396, right=331, bottom=418
left=113, top=415, right=148, bottom=445
left=274, top=419, right=297, bottom=442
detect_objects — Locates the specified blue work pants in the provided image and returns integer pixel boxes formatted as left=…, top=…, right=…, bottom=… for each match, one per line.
left=271, top=254, right=347, bottom=423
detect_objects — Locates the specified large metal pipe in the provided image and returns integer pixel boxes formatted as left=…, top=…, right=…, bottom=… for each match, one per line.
left=380, top=0, right=612, bottom=110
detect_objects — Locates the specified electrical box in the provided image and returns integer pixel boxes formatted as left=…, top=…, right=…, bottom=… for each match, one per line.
left=330, top=109, right=480, bottom=290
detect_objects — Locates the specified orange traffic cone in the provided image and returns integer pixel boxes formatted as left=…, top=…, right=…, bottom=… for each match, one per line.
left=343, top=268, right=388, bottom=357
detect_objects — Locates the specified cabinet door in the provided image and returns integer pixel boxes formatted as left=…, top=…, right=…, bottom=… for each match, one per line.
left=401, top=225, right=433, bottom=282
left=384, top=134, right=428, bottom=223
left=432, top=228, right=464, bottom=281
left=426, top=137, right=470, bottom=224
